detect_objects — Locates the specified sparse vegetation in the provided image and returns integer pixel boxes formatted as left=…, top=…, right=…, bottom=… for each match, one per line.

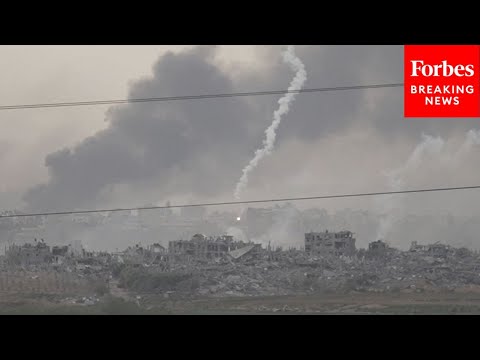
left=93, top=282, right=109, bottom=297
left=0, top=297, right=171, bottom=315
left=118, top=266, right=198, bottom=293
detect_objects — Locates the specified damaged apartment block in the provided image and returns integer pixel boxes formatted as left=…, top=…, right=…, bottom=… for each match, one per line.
left=304, top=230, right=356, bottom=257
left=169, top=233, right=259, bottom=260
left=410, top=241, right=450, bottom=257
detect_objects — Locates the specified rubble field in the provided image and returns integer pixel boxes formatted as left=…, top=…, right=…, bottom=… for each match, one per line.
left=3, top=239, right=480, bottom=314
left=114, top=247, right=480, bottom=302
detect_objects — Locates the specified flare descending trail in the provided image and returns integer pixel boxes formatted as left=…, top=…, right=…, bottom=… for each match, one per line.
left=234, top=45, right=307, bottom=199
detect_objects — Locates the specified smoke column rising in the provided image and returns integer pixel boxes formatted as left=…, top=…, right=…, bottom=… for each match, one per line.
left=234, top=45, right=307, bottom=199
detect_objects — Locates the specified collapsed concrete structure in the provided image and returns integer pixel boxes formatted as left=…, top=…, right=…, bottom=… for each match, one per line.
left=410, top=241, right=450, bottom=257
left=114, top=243, right=167, bottom=266
left=50, top=245, right=71, bottom=265
left=228, top=243, right=263, bottom=261
left=368, top=240, right=387, bottom=251
left=304, top=230, right=356, bottom=257
left=4, top=231, right=480, bottom=302
left=367, top=240, right=388, bottom=256
left=169, top=234, right=258, bottom=260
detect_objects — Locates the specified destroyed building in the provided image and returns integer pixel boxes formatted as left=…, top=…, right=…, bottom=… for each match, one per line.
left=149, top=243, right=166, bottom=254
left=169, top=234, right=255, bottom=260
left=304, top=230, right=356, bottom=256
left=369, top=240, right=387, bottom=251
left=410, top=241, right=450, bottom=257
left=5, top=240, right=51, bottom=266
left=115, top=243, right=168, bottom=266
left=367, top=240, right=388, bottom=257
left=117, top=244, right=147, bottom=266
left=52, top=245, right=69, bottom=256
left=228, top=243, right=263, bottom=261
left=51, top=245, right=70, bottom=265
left=147, top=244, right=167, bottom=264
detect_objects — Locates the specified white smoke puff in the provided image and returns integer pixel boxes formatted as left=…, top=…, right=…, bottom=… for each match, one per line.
left=375, top=134, right=445, bottom=241
left=226, top=226, right=248, bottom=243
left=455, top=129, right=480, bottom=158
left=375, top=129, right=480, bottom=248
left=405, top=133, right=445, bottom=170
left=254, top=205, right=303, bottom=249
left=234, top=45, right=307, bottom=199
left=465, top=129, right=480, bottom=146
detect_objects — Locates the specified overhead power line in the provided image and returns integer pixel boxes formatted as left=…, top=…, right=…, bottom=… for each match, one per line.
left=0, top=185, right=478, bottom=219
left=0, top=82, right=403, bottom=111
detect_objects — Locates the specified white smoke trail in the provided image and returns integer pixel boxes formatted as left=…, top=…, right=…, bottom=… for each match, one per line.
left=234, top=45, right=307, bottom=199
left=375, top=134, right=445, bottom=241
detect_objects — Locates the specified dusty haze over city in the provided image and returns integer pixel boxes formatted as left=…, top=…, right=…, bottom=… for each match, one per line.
left=1, top=45, right=480, bottom=252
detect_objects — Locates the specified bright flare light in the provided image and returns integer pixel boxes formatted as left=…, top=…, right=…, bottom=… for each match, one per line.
left=236, top=217, right=241, bottom=221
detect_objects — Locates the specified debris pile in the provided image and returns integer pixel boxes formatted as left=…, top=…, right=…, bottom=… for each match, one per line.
left=60, top=296, right=100, bottom=306
left=121, top=244, right=480, bottom=298
left=2, top=236, right=480, bottom=300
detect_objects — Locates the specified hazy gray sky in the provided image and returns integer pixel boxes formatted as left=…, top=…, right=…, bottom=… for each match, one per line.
left=1, top=45, right=479, bottom=218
